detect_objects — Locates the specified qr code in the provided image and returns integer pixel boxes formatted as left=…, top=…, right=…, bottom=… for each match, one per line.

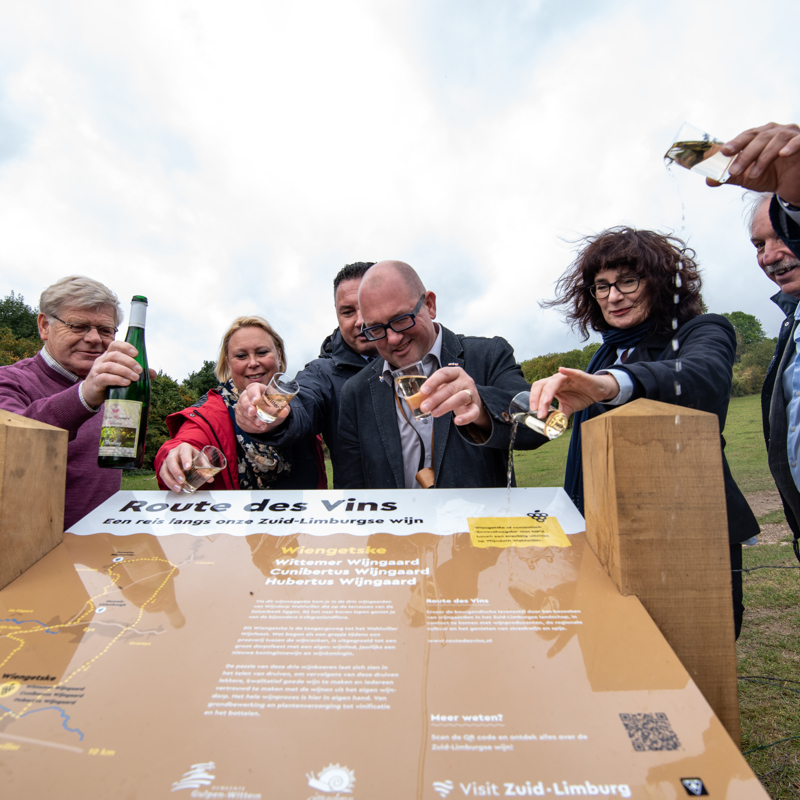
left=619, top=712, right=680, bottom=751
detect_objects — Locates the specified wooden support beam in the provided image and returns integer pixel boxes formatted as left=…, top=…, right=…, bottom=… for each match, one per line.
left=0, top=409, right=68, bottom=590
left=581, top=398, right=740, bottom=745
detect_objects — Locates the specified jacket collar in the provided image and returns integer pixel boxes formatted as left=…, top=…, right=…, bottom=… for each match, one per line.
left=320, top=328, right=375, bottom=370
left=770, top=290, right=800, bottom=317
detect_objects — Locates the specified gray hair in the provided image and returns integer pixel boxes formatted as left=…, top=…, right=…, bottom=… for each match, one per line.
left=744, top=191, right=773, bottom=235
left=39, top=276, right=124, bottom=326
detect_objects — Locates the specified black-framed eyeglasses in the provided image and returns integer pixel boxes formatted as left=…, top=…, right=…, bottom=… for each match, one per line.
left=588, top=276, right=642, bottom=299
left=360, top=295, right=426, bottom=342
left=51, top=314, right=118, bottom=340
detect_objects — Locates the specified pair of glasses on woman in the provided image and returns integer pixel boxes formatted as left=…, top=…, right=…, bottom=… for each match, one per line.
left=588, top=276, right=642, bottom=299
left=51, top=314, right=118, bottom=340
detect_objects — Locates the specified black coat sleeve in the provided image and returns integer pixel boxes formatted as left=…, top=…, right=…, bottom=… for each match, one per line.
left=336, top=376, right=366, bottom=489
left=613, top=315, right=736, bottom=418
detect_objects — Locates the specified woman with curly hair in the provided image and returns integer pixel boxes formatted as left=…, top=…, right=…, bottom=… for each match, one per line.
left=531, top=227, right=757, bottom=637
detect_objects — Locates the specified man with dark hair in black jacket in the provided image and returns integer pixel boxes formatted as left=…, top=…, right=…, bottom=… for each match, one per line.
left=236, top=262, right=377, bottom=487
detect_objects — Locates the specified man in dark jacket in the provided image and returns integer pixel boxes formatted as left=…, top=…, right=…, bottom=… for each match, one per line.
left=237, top=262, right=377, bottom=487
left=336, top=260, right=546, bottom=490
left=750, top=194, right=800, bottom=562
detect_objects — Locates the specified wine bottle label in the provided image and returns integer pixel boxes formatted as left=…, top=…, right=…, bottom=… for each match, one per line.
left=99, top=399, right=143, bottom=457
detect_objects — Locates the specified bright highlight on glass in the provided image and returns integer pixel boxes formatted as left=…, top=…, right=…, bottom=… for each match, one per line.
left=391, top=360, right=430, bottom=420
left=182, top=445, right=227, bottom=493
left=255, top=373, right=300, bottom=423
left=508, top=392, right=567, bottom=440
left=664, top=122, right=735, bottom=183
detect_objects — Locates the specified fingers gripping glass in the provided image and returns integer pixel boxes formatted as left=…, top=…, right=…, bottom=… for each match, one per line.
left=588, top=276, right=642, bottom=299
left=51, top=314, right=118, bottom=339
left=360, top=295, right=426, bottom=342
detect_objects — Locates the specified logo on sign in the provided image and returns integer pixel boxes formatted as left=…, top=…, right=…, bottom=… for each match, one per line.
left=306, top=763, right=356, bottom=794
left=681, top=777, right=708, bottom=796
left=433, top=779, right=455, bottom=798
left=172, top=761, right=215, bottom=791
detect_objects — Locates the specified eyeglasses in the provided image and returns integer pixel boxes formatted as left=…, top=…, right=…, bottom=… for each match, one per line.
left=360, top=295, right=426, bottom=342
left=588, top=276, right=642, bottom=299
left=51, top=314, right=118, bottom=340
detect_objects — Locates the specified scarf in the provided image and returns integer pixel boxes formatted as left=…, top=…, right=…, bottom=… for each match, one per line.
left=564, top=321, right=651, bottom=513
left=217, top=380, right=291, bottom=489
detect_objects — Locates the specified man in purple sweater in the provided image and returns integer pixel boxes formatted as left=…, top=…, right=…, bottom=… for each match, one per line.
left=0, top=276, right=147, bottom=529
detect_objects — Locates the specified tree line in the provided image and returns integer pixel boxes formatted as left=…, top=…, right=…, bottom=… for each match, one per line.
left=1, top=292, right=777, bottom=469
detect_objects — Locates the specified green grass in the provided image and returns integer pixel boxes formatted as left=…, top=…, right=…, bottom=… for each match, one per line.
left=724, top=394, right=778, bottom=495
left=513, top=428, right=571, bottom=487
left=120, top=470, right=159, bottom=490
left=738, top=544, right=800, bottom=799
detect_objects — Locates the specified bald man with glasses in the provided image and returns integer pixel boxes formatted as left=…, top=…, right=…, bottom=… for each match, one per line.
left=0, top=275, right=149, bottom=528
left=336, top=260, right=547, bottom=490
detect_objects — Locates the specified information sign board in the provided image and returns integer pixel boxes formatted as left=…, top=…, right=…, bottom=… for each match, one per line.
left=0, top=489, right=766, bottom=798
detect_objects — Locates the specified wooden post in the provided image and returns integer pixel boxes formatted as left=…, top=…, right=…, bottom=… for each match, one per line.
left=581, top=398, right=740, bottom=745
left=0, top=409, right=68, bottom=590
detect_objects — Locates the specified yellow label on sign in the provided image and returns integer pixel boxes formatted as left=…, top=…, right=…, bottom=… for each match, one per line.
left=0, top=681, right=21, bottom=699
left=467, top=515, right=571, bottom=549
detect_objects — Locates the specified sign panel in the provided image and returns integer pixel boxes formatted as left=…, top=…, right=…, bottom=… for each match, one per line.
left=0, top=490, right=765, bottom=798
left=68, top=487, right=586, bottom=538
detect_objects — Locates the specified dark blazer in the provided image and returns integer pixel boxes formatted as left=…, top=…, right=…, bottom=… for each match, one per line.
left=337, top=326, right=546, bottom=489
left=262, top=328, right=372, bottom=487
left=602, top=314, right=758, bottom=546
left=761, top=291, right=800, bottom=558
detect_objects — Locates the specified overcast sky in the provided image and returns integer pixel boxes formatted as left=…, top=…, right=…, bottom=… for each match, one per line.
left=1, top=0, right=799, bottom=381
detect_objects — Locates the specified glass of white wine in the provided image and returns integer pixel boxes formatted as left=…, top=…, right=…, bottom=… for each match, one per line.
left=182, top=446, right=227, bottom=493
left=255, top=372, right=300, bottom=423
left=390, top=360, right=430, bottom=419
left=508, top=392, right=567, bottom=440
left=664, top=122, right=735, bottom=183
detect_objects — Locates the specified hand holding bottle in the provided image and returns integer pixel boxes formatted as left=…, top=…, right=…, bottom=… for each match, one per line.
left=81, top=340, right=149, bottom=408
left=98, top=295, right=152, bottom=470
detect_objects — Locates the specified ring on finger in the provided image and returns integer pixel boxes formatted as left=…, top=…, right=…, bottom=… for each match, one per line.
left=463, top=389, right=474, bottom=405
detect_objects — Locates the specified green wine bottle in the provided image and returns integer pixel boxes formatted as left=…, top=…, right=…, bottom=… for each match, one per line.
left=98, top=296, right=151, bottom=470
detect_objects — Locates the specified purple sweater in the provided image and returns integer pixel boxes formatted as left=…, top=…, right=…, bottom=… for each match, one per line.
left=0, top=352, right=121, bottom=529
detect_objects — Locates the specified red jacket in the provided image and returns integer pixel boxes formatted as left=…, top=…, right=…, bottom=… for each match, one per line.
left=155, top=390, right=327, bottom=491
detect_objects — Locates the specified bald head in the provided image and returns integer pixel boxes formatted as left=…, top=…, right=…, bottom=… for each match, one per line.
left=359, top=260, right=426, bottom=298
left=358, top=260, right=438, bottom=367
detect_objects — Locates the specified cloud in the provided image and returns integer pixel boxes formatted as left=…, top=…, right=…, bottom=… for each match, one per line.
left=0, top=0, right=798, bottom=382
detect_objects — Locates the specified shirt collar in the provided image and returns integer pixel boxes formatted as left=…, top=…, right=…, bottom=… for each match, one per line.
left=381, top=323, right=443, bottom=383
left=41, top=345, right=81, bottom=383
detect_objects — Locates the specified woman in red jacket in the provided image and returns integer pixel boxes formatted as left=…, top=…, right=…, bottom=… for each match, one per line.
left=156, top=316, right=326, bottom=492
